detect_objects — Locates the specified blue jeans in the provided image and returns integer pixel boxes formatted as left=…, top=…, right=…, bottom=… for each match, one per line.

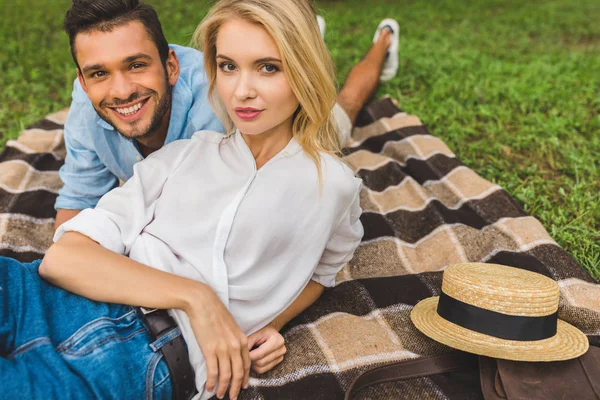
left=0, top=257, right=173, bottom=399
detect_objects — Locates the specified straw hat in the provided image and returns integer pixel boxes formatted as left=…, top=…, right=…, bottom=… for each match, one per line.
left=410, top=263, right=589, bottom=362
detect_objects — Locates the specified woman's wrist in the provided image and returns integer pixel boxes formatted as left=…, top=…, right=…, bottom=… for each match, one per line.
left=180, top=280, right=218, bottom=316
left=268, top=318, right=284, bottom=332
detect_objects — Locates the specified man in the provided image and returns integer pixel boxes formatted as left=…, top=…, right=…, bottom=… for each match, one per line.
left=54, top=0, right=398, bottom=231
left=55, top=0, right=222, bottom=229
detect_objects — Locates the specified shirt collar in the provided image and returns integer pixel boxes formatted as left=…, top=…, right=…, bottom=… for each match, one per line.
left=96, top=116, right=114, bottom=131
left=279, top=134, right=302, bottom=157
left=232, top=129, right=302, bottom=165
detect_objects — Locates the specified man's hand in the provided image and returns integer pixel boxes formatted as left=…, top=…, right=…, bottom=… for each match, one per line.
left=186, top=291, right=250, bottom=400
left=247, top=324, right=286, bottom=374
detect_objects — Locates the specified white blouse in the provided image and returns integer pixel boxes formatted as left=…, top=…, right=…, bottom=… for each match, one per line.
left=55, top=130, right=363, bottom=399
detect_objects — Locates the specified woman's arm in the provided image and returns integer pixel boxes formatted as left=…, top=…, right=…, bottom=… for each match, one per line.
left=41, top=231, right=210, bottom=310
left=247, top=280, right=324, bottom=373
left=248, top=178, right=363, bottom=375
left=41, top=231, right=251, bottom=399
left=269, top=280, right=325, bottom=331
left=54, top=209, right=82, bottom=232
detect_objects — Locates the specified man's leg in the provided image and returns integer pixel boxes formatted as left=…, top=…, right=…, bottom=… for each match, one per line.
left=337, top=28, right=393, bottom=127
left=319, top=16, right=398, bottom=144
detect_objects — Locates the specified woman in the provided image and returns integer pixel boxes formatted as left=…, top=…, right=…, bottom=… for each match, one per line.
left=1, top=1, right=362, bottom=400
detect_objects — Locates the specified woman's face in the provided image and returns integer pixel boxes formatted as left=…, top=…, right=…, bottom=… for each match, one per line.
left=215, top=18, right=299, bottom=137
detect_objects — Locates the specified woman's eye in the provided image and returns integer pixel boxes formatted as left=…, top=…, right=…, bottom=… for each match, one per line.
left=261, top=64, right=279, bottom=73
left=220, top=63, right=236, bottom=72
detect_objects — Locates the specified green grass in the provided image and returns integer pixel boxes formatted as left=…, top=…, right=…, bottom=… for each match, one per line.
left=0, top=0, right=598, bottom=278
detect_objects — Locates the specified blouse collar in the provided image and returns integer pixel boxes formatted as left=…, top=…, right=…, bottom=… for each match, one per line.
left=231, top=129, right=303, bottom=168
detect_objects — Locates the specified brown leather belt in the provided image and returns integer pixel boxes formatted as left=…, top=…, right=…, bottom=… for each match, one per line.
left=142, top=308, right=197, bottom=400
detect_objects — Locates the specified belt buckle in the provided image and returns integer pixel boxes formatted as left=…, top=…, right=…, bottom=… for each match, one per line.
left=140, top=307, right=158, bottom=315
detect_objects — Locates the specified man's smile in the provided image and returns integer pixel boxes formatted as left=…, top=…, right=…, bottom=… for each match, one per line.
left=107, top=97, right=150, bottom=121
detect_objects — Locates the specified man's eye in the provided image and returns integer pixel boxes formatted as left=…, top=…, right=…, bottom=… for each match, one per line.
left=261, top=64, right=279, bottom=74
left=219, top=63, right=236, bottom=72
left=131, top=63, right=145, bottom=70
left=91, top=71, right=106, bottom=78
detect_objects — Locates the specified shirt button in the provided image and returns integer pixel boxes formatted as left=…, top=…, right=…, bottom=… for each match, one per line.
left=135, top=156, right=142, bottom=162
left=283, top=151, right=289, bottom=156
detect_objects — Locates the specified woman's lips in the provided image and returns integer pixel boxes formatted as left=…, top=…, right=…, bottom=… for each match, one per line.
left=235, top=108, right=263, bottom=121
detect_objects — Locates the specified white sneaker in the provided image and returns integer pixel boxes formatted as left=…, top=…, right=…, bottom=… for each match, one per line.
left=317, top=15, right=326, bottom=39
left=373, top=18, right=400, bottom=81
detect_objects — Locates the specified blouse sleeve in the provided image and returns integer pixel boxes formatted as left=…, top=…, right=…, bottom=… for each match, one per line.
left=53, top=139, right=193, bottom=255
left=311, top=185, right=364, bottom=287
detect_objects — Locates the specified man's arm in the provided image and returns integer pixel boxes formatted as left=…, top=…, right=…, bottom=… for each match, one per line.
left=54, top=209, right=82, bottom=231
left=55, top=84, right=119, bottom=231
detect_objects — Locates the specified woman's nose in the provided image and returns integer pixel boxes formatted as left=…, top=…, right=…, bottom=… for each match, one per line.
left=234, top=72, right=257, bottom=100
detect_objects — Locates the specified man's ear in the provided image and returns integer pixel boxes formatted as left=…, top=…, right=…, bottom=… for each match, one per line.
left=76, top=69, right=89, bottom=94
left=165, top=48, right=180, bottom=86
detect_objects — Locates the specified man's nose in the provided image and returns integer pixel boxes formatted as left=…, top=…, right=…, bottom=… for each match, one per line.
left=108, top=72, right=136, bottom=102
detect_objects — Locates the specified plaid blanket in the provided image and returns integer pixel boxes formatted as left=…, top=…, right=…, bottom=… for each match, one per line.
left=1, top=98, right=598, bottom=399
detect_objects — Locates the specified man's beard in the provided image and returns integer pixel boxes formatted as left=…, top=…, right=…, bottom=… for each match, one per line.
left=97, top=82, right=173, bottom=141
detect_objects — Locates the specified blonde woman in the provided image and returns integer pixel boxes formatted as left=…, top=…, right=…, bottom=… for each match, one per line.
left=1, top=1, right=363, bottom=399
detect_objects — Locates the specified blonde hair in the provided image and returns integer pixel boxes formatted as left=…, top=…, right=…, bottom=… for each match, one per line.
left=192, top=0, right=341, bottom=182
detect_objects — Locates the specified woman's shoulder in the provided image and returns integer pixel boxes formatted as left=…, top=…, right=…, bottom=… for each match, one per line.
left=146, top=131, right=224, bottom=165
left=162, top=130, right=226, bottom=156
left=147, top=137, right=195, bottom=161
left=318, top=153, right=362, bottom=199
left=191, top=130, right=227, bottom=144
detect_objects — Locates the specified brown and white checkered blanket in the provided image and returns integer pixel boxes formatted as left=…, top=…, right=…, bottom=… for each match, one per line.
left=1, top=98, right=598, bottom=399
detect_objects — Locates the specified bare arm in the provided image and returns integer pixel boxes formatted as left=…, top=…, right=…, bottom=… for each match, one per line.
left=41, top=231, right=209, bottom=309
left=270, top=280, right=325, bottom=331
left=40, top=231, right=251, bottom=398
left=246, top=280, right=325, bottom=374
left=53, top=209, right=82, bottom=232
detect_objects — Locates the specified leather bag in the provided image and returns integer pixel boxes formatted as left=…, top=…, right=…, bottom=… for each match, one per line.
left=345, top=346, right=600, bottom=400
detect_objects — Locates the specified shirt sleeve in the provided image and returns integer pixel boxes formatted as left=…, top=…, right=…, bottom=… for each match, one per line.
left=54, top=140, right=192, bottom=255
left=311, top=185, right=364, bottom=287
left=55, top=94, right=119, bottom=211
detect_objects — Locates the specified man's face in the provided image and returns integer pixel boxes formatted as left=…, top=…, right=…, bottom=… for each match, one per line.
left=74, top=21, right=178, bottom=140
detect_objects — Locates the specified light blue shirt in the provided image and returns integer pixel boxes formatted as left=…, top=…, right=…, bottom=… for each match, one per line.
left=55, top=44, right=224, bottom=211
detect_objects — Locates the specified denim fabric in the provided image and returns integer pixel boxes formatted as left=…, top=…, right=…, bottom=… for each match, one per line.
left=0, top=257, right=173, bottom=399
left=55, top=44, right=225, bottom=211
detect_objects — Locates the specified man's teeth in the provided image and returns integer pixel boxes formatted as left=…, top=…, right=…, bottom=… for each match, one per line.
left=115, top=101, right=144, bottom=116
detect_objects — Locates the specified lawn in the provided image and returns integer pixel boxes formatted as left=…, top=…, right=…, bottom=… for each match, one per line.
left=1, top=0, right=598, bottom=278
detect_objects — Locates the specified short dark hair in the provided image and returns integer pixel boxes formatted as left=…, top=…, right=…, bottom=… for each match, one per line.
left=63, top=0, right=169, bottom=70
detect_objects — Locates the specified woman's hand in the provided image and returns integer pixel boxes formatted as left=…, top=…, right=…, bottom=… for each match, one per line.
left=186, top=290, right=250, bottom=400
left=43, top=233, right=250, bottom=399
left=247, top=324, right=287, bottom=374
